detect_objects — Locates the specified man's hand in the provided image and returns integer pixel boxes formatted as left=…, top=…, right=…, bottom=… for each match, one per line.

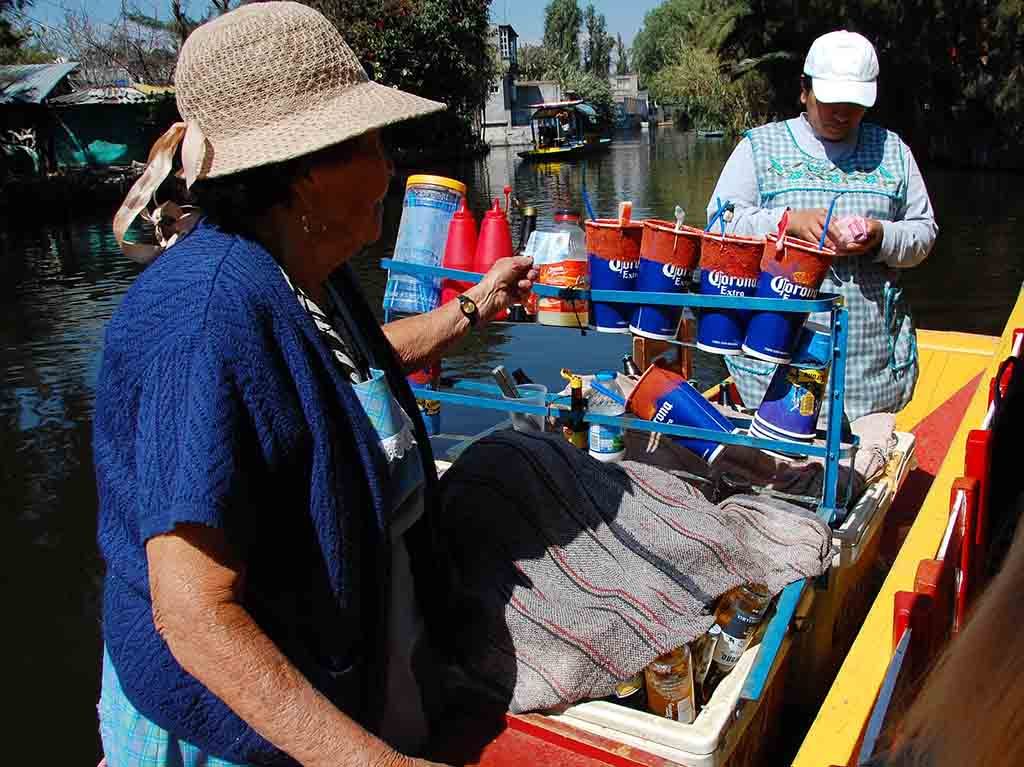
left=834, top=218, right=884, bottom=257
left=786, top=208, right=842, bottom=250
left=467, top=256, right=538, bottom=323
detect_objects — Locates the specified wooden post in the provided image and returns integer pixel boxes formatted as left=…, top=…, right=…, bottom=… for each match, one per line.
left=631, top=313, right=694, bottom=378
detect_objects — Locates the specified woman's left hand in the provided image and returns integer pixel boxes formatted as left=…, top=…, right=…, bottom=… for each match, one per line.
left=468, top=256, right=539, bottom=323
left=835, top=219, right=884, bottom=257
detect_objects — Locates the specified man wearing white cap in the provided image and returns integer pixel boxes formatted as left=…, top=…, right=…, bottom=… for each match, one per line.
left=708, top=30, right=937, bottom=421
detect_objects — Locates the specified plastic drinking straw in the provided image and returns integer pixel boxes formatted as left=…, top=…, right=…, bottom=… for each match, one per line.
left=674, top=205, right=686, bottom=232
left=582, top=187, right=597, bottom=222
left=776, top=208, right=790, bottom=254
left=819, top=195, right=839, bottom=250
left=590, top=380, right=626, bottom=406
left=618, top=201, right=633, bottom=226
left=717, top=196, right=726, bottom=235
left=705, top=197, right=727, bottom=233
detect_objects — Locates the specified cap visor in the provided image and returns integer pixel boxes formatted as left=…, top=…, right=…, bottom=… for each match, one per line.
left=812, top=78, right=876, bottom=108
left=202, top=80, right=447, bottom=180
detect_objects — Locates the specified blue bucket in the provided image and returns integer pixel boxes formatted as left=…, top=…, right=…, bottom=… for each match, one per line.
left=586, top=219, right=643, bottom=333
left=752, top=324, right=831, bottom=440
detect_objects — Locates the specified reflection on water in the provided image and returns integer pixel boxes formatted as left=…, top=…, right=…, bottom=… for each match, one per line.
left=3, top=127, right=1021, bottom=763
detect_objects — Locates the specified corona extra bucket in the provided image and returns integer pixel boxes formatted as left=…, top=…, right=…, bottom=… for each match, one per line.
left=696, top=232, right=762, bottom=354
left=626, top=364, right=737, bottom=464
left=586, top=219, right=643, bottom=333
left=751, top=323, right=832, bottom=442
left=630, top=221, right=702, bottom=340
left=742, top=235, right=835, bottom=364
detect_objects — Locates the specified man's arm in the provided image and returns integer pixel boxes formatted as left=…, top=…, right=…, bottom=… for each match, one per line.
left=876, top=143, right=938, bottom=269
left=148, top=524, right=446, bottom=767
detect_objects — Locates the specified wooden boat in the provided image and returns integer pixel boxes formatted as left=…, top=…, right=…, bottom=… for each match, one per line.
left=795, top=285, right=1024, bottom=767
left=517, top=100, right=613, bottom=162
left=423, top=281, right=1024, bottom=766
left=696, top=129, right=725, bottom=139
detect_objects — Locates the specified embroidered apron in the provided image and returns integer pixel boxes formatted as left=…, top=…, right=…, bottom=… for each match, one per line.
left=727, top=120, right=919, bottom=422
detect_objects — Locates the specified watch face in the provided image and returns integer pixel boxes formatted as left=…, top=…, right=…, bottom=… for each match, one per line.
left=461, top=297, right=477, bottom=312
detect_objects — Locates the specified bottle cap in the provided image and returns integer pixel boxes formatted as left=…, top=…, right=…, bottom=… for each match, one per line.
left=555, top=208, right=581, bottom=222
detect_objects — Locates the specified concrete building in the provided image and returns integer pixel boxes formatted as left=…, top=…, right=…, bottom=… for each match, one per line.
left=483, top=25, right=518, bottom=131
left=609, top=73, right=649, bottom=128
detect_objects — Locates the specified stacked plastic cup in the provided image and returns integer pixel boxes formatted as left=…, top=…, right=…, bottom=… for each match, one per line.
left=586, top=219, right=644, bottom=333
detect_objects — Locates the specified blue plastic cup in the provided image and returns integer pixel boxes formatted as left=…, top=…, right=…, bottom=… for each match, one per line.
left=752, top=324, right=832, bottom=440
left=626, top=365, right=738, bottom=463
left=695, top=232, right=763, bottom=355
left=586, top=219, right=644, bottom=333
left=629, top=221, right=702, bottom=340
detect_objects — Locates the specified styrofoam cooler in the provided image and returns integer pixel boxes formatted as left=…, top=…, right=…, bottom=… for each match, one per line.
left=551, top=595, right=809, bottom=767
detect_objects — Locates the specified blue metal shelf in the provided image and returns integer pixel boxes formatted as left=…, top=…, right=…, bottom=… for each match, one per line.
left=381, top=259, right=842, bottom=313
left=383, top=256, right=855, bottom=706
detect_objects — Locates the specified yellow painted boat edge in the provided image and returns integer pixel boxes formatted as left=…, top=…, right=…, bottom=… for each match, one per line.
left=794, top=285, right=1024, bottom=767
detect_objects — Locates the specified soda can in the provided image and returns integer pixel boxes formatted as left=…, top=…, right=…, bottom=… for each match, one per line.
left=696, top=232, right=763, bottom=355
left=626, top=364, right=738, bottom=464
left=586, top=219, right=643, bottom=333
left=629, top=220, right=702, bottom=340
left=741, top=235, right=834, bottom=364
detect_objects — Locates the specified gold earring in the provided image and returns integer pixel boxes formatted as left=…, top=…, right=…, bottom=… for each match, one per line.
left=301, top=214, right=327, bottom=235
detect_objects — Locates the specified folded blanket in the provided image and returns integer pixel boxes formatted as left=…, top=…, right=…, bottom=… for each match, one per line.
left=438, top=431, right=833, bottom=713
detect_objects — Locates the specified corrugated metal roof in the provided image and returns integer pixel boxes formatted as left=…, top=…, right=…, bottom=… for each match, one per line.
left=51, top=86, right=152, bottom=105
left=0, top=63, right=79, bottom=105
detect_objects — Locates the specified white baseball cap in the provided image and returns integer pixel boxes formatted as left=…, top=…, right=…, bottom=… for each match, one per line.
left=803, top=30, right=879, bottom=108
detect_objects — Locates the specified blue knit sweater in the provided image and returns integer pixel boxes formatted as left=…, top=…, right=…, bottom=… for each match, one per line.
left=93, top=222, right=402, bottom=764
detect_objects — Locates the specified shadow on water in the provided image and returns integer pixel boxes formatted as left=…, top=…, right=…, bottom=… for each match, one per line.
left=2, top=126, right=1022, bottom=763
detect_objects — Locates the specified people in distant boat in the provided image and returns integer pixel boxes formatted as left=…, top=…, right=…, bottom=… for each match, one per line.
left=707, top=30, right=938, bottom=422
left=94, top=4, right=534, bottom=767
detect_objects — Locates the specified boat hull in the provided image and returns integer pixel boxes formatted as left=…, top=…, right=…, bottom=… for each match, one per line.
left=517, top=139, right=612, bottom=162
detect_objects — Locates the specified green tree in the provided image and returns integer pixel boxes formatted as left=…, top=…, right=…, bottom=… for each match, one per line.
left=0, top=24, right=54, bottom=64
left=0, top=0, right=31, bottom=50
left=543, top=0, right=582, bottom=69
left=582, top=4, right=613, bottom=78
left=615, top=32, right=630, bottom=75
left=559, top=66, right=614, bottom=124
left=518, top=41, right=559, bottom=80
left=304, top=0, right=495, bottom=155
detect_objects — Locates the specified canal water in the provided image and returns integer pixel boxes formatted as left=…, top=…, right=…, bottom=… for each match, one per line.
left=2, top=127, right=1021, bottom=763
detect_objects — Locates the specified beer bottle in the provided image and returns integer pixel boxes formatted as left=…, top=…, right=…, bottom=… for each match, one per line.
left=644, top=645, right=697, bottom=724
left=607, top=672, right=647, bottom=711
left=700, top=584, right=771, bottom=704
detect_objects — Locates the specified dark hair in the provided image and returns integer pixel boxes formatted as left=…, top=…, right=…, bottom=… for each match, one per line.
left=186, top=135, right=362, bottom=240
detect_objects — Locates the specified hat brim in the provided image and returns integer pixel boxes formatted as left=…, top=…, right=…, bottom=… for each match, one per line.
left=199, top=80, right=447, bottom=180
left=811, top=77, right=876, bottom=108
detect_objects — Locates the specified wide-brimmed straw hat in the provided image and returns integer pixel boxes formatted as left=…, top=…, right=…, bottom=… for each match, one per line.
left=114, top=1, right=445, bottom=263
left=177, top=1, right=445, bottom=181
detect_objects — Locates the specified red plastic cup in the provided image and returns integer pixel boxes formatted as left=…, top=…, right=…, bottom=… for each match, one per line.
left=441, top=199, right=478, bottom=306
left=695, top=232, right=763, bottom=355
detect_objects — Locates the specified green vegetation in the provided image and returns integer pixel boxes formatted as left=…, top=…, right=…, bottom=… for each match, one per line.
left=304, top=0, right=495, bottom=158
left=634, top=0, right=1024, bottom=165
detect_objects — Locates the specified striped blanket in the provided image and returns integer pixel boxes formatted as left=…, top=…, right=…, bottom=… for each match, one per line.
left=438, top=430, right=833, bottom=713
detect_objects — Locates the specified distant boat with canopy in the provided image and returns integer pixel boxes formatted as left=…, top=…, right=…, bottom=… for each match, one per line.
left=517, top=100, right=612, bottom=162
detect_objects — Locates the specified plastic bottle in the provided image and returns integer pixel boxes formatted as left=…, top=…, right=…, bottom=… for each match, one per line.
left=440, top=198, right=478, bottom=307
left=588, top=371, right=625, bottom=463
left=475, top=198, right=513, bottom=321
left=526, top=209, right=589, bottom=328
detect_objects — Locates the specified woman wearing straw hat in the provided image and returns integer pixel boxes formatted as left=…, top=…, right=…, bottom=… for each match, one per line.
left=94, top=4, right=535, bottom=766
left=706, top=30, right=938, bottom=422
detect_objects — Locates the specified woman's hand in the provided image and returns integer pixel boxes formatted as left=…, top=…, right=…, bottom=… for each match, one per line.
left=834, top=218, right=884, bottom=257
left=467, top=256, right=539, bottom=323
left=786, top=208, right=843, bottom=250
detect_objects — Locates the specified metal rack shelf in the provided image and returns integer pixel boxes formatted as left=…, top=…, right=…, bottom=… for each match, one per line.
left=382, top=258, right=856, bottom=704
